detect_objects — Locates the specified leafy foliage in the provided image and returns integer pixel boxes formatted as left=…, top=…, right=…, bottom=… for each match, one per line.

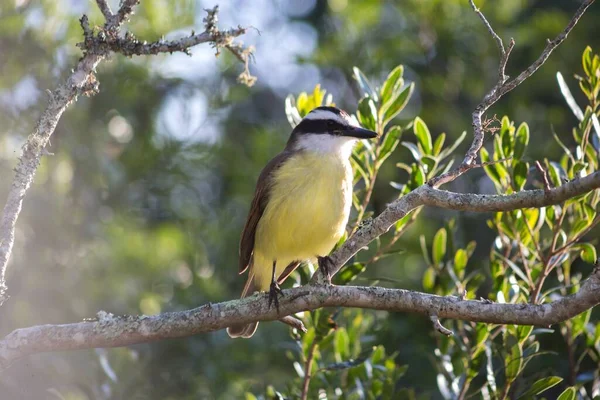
left=253, top=48, right=600, bottom=399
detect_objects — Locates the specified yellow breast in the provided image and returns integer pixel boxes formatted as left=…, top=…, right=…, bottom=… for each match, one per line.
left=252, top=152, right=352, bottom=289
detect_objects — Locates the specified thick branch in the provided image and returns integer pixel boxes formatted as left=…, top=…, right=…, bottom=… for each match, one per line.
left=1, top=266, right=598, bottom=368
left=0, top=2, right=253, bottom=305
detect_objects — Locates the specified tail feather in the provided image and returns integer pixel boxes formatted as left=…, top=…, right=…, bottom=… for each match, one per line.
left=227, top=272, right=259, bottom=339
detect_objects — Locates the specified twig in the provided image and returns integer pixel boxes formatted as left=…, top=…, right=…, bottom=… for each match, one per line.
left=2, top=266, right=599, bottom=368
left=280, top=315, right=307, bottom=332
left=428, top=0, right=595, bottom=188
left=430, top=314, right=453, bottom=336
left=535, top=160, right=552, bottom=192
left=300, top=340, right=318, bottom=400
left=96, top=0, right=113, bottom=19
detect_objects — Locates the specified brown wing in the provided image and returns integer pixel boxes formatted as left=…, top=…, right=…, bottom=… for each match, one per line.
left=239, top=151, right=293, bottom=274
left=277, top=261, right=301, bottom=285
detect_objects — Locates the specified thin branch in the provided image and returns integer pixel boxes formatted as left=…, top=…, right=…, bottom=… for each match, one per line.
left=300, top=340, right=318, bottom=400
left=0, top=2, right=254, bottom=305
left=0, top=43, right=106, bottom=306
left=96, top=0, right=113, bottom=19
left=430, top=314, right=453, bottom=336
left=1, top=265, right=598, bottom=368
left=469, top=0, right=505, bottom=62
left=535, top=160, right=552, bottom=192
left=428, top=0, right=595, bottom=187
left=280, top=315, right=307, bottom=332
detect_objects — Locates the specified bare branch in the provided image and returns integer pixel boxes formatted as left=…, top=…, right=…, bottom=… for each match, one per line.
left=430, top=314, right=453, bottom=336
left=469, top=0, right=505, bottom=62
left=279, top=315, right=307, bottom=332
left=535, top=160, right=552, bottom=192
left=116, top=0, right=140, bottom=25
left=1, top=266, right=598, bottom=368
left=96, top=0, right=113, bottom=20
left=0, top=50, right=106, bottom=305
left=0, top=3, right=253, bottom=305
left=428, top=0, right=595, bottom=187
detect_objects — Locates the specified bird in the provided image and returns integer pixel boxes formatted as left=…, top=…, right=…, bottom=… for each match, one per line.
left=227, top=106, right=378, bottom=338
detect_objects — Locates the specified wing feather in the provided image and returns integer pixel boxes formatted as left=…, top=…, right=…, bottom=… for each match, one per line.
left=239, top=151, right=293, bottom=274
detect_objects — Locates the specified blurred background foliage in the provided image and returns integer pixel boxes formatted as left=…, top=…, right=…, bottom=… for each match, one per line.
left=0, top=0, right=599, bottom=399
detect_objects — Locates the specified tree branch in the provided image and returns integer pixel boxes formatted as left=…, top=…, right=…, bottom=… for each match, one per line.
left=322, top=171, right=600, bottom=280
left=0, top=1, right=254, bottom=305
left=1, top=265, right=598, bottom=368
left=428, top=0, right=595, bottom=187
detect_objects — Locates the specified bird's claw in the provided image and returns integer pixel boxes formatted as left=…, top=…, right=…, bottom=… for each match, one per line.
left=317, top=256, right=333, bottom=285
left=268, top=281, right=284, bottom=312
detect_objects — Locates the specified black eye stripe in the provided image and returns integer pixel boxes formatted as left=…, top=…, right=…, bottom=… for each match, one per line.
left=294, top=119, right=347, bottom=134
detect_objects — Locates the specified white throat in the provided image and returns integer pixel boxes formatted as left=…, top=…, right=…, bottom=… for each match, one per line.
left=294, top=134, right=357, bottom=159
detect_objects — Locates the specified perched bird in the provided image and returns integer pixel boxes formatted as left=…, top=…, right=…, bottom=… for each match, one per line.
left=227, top=106, right=377, bottom=338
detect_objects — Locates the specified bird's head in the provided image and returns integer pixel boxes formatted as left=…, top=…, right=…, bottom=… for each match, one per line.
left=288, top=106, right=378, bottom=158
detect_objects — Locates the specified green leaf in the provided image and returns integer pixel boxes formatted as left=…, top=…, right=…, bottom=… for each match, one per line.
left=334, top=328, right=350, bottom=361
left=572, top=219, right=590, bottom=237
left=336, top=262, right=367, bottom=285
left=420, top=235, right=431, bottom=265
left=422, top=266, right=436, bottom=291
left=582, top=46, right=592, bottom=77
left=454, top=249, right=468, bottom=279
left=516, top=325, right=533, bottom=344
left=432, top=133, right=446, bottom=156
left=514, top=122, right=530, bottom=160
left=512, top=161, right=528, bottom=191
left=576, top=243, right=597, bottom=264
left=504, top=334, right=523, bottom=383
left=353, top=66, right=377, bottom=100
left=378, top=126, right=403, bottom=165
left=401, top=141, right=422, bottom=161
left=380, top=64, right=404, bottom=105
left=413, top=117, right=433, bottom=155
left=572, top=308, right=591, bottom=338
left=395, top=209, right=415, bottom=231
left=357, top=97, right=378, bottom=132
left=517, top=376, right=563, bottom=399
left=557, top=72, right=584, bottom=121
left=546, top=161, right=563, bottom=187
left=382, top=83, right=414, bottom=125
left=557, top=387, right=576, bottom=400
left=500, top=116, right=515, bottom=157
left=407, top=163, right=426, bottom=189
left=481, top=147, right=502, bottom=189
left=432, top=228, right=447, bottom=265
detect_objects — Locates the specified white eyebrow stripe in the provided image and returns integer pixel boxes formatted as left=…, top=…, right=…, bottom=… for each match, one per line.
left=304, top=109, right=346, bottom=124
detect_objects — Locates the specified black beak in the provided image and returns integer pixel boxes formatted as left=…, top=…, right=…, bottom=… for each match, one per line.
left=342, top=127, right=378, bottom=139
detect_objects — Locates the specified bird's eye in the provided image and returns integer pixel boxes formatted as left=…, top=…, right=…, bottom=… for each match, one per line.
left=327, top=120, right=335, bottom=127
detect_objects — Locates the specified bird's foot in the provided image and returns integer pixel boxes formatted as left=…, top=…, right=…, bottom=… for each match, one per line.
left=268, top=281, right=284, bottom=312
left=317, top=256, right=333, bottom=285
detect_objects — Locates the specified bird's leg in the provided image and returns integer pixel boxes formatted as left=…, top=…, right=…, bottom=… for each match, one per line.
left=317, top=256, right=333, bottom=285
left=268, top=260, right=284, bottom=312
